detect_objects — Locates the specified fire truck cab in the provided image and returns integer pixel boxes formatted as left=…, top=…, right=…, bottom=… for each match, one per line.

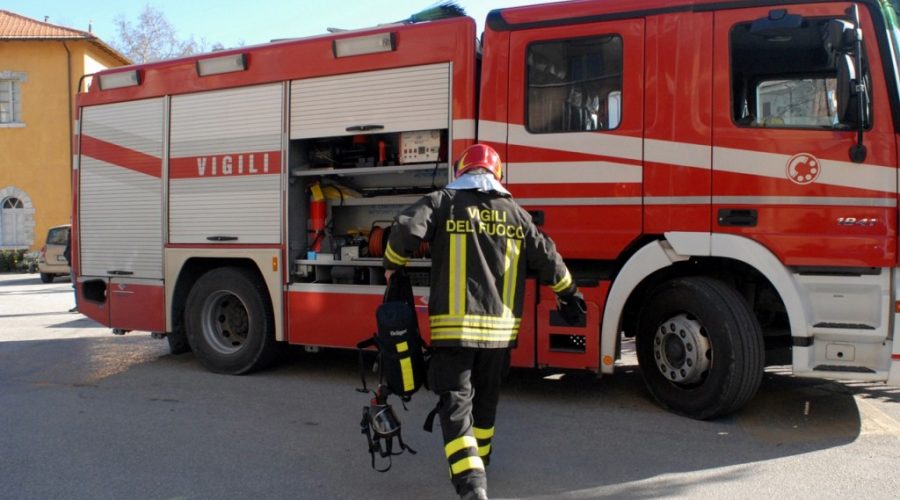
left=75, top=0, right=900, bottom=419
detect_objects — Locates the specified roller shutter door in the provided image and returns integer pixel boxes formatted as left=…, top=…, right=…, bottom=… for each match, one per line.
left=290, top=63, right=450, bottom=139
left=79, top=98, right=164, bottom=279
left=169, top=83, right=283, bottom=244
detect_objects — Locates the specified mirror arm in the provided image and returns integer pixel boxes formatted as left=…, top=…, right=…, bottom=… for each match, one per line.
left=849, top=4, right=867, bottom=163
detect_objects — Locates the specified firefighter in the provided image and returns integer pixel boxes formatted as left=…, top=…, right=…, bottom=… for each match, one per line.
left=383, top=143, right=586, bottom=500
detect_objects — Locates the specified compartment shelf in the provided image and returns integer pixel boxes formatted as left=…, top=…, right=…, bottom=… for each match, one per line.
left=333, top=195, right=421, bottom=207
left=295, top=257, right=431, bottom=267
left=291, top=163, right=447, bottom=177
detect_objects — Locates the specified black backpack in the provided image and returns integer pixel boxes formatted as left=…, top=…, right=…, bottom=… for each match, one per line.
left=357, top=270, right=427, bottom=400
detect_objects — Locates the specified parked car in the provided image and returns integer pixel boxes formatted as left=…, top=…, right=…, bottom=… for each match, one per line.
left=37, top=224, right=70, bottom=283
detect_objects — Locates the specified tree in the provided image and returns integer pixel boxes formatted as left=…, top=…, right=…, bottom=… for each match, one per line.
left=112, top=5, right=223, bottom=63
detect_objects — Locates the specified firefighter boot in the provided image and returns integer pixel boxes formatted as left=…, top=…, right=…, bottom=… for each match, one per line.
left=461, top=487, right=489, bottom=500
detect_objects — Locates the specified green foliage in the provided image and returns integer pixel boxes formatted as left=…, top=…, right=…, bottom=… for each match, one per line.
left=0, top=249, right=28, bottom=273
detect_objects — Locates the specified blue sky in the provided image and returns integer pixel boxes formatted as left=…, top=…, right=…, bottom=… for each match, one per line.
left=6, top=1, right=562, bottom=48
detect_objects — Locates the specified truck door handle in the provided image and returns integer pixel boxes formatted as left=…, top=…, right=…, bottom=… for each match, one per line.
left=107, top=270, right=134, bottom=276
left=345, top=124, right=384, bottom=132
left=206, top=235, right=239, bottom=242
left=718, top=209, right=758, bottom=227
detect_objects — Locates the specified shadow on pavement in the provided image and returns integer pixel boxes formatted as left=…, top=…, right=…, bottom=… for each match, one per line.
left=0, top=337, right=876, bottom=500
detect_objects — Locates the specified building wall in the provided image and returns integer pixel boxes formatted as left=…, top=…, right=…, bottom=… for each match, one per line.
left=0, top=39, right=125, bottom=250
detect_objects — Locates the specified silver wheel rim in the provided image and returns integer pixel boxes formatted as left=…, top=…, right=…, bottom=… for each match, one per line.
left=200, top=290, right=250, bottom=355
left=653, top=313, right=711, bottom=384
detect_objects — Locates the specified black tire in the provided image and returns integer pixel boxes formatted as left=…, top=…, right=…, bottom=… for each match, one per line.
left=40, top=273, right=55, bottom=283
left=636, top=277, right=764, bottom=419
left=184, top=267, right=277, bottom=374
left=166, top=327, right=192, bottom=355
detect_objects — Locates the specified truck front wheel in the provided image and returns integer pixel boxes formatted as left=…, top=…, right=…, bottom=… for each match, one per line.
left=636, top=277, right=764, bottom=419
left=185, top=267, right=277, bottom=374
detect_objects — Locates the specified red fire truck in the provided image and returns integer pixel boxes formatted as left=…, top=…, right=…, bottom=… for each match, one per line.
left=74, top=0, right=900, bottom=418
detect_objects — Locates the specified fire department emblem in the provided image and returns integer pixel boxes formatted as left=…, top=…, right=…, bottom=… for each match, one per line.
left=786, top=153, right=821, bottom=185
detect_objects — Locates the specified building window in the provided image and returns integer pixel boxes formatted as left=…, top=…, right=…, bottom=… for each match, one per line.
left=0, top=71, right=26, bottom=125
left=0, top=188, right=35, bottom=249
left=527, top=35, right=623, bottom=133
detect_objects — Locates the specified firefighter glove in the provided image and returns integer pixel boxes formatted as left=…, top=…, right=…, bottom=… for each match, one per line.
left=557, top=291, right=587, bottom=325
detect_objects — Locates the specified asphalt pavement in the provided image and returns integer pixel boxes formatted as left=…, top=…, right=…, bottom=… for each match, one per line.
left=1, top=273, right=899, bottom=500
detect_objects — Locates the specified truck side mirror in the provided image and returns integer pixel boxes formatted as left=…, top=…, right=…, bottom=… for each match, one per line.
left=822, top=19, right=856, bottom=55
left=833, top=5, right=869, bottom=162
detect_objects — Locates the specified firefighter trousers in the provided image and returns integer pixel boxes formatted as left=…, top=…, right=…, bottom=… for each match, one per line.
left=429, top=347, right=510, bottom=496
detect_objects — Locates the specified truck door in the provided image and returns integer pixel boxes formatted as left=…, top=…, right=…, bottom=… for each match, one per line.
left=712, top=4, right=897, bottom=267
left=506, top=18, right=644, bottom=260
left=79, top=98, right=166, bottom=331
left=504, top=18, right=643, bottom=370
left=713, top=4, right=898, bottom=376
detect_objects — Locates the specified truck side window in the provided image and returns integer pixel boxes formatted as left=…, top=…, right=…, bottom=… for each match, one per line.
left=731, top=16, right=867, bottom=129
left=527, top=35, right=623, bottom=133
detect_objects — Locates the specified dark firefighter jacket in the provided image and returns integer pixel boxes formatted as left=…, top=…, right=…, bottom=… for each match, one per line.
left=384, top=187, right=575, bottom=348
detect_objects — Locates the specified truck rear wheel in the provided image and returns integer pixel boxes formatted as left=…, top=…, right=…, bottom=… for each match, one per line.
left=636, top=277, right=763, bottom=419
left=185, top=267, right=277, bottom=374
left=40, top=273, right=55, bottom=283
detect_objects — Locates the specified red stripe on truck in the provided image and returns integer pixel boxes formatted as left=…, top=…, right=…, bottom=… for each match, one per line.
left=80, top=135, right=162, bottom=178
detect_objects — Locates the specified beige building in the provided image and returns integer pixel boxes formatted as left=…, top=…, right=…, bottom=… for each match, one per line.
left=0, top=10, right=129, bottom=250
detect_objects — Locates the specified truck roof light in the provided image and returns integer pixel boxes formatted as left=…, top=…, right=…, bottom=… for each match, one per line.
left=333, top=32, right=396, bottom=58
left=196, top=54, right=248, bottom=76
left=98, top=70, right=141, bottom=90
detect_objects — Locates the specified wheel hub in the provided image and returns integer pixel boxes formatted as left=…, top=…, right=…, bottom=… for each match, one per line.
left=653, top=313, right=711, bottom=384
left=201, top=290, right=250, bottom=355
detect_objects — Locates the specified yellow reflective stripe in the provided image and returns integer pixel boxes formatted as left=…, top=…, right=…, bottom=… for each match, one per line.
left=400, top=357, right=415, bottom=392
left=430, top=314, right=521, bottom=327
left=501, top=239, right=522, bottom=318
left=430, top=331, right=518, bottom=343
left=384, top=243, right=409, bottom=266
left=478, top=444, right=491, bottom=457
left=551, top=270, right=573, bottom=293
left=473, top=427, right=494, bottom=439
left=430, top=326, right=518, bottom=337
left=449, top=234, right=466, bottom=315
left=396, top=341, right=408, bottom=353
left=450, top=456, right=485, bottom=475
left=445, top=435, right=478, bottom=458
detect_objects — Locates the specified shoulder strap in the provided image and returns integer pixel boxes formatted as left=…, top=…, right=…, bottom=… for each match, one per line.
left=356, top=336, right=377, bottom=394
left=384, top=269, right=415, bottom=305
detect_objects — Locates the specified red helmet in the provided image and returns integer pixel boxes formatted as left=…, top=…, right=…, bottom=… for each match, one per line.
left=454, top=144, right=502, bottom=180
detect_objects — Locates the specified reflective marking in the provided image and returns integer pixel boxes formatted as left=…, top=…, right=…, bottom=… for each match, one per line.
left=478, top=120, right=507, bottom=144
left=445, top=435, right=478, bottom=457
left=473, top=426, right=494, bottom=439
left=518, top=197, right=642, bottom=206
left=714, top=146, right=896, bottom=193
left=449, top=234, right=466, bottom=315
left=453, top=119, right=476, bottom=140
left=712, top=196, right=897, bottom=207
left=450, top=456, right=485, bottom=475
left=644, top=196, right=709, bottom=205
left=501, top=239, right=521, bottom=318
left=400, top=356, right=415, bottom=392
left=645, top=138, right=710, bottom=169
left=507, top=123, right=643, bottom=160
left=516, top=196, right=896, bottom=208
left=506, top=161, right=642, bottom=184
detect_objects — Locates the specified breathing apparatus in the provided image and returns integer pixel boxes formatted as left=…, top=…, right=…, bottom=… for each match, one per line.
left=359, top=385, right=416, bottom=472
